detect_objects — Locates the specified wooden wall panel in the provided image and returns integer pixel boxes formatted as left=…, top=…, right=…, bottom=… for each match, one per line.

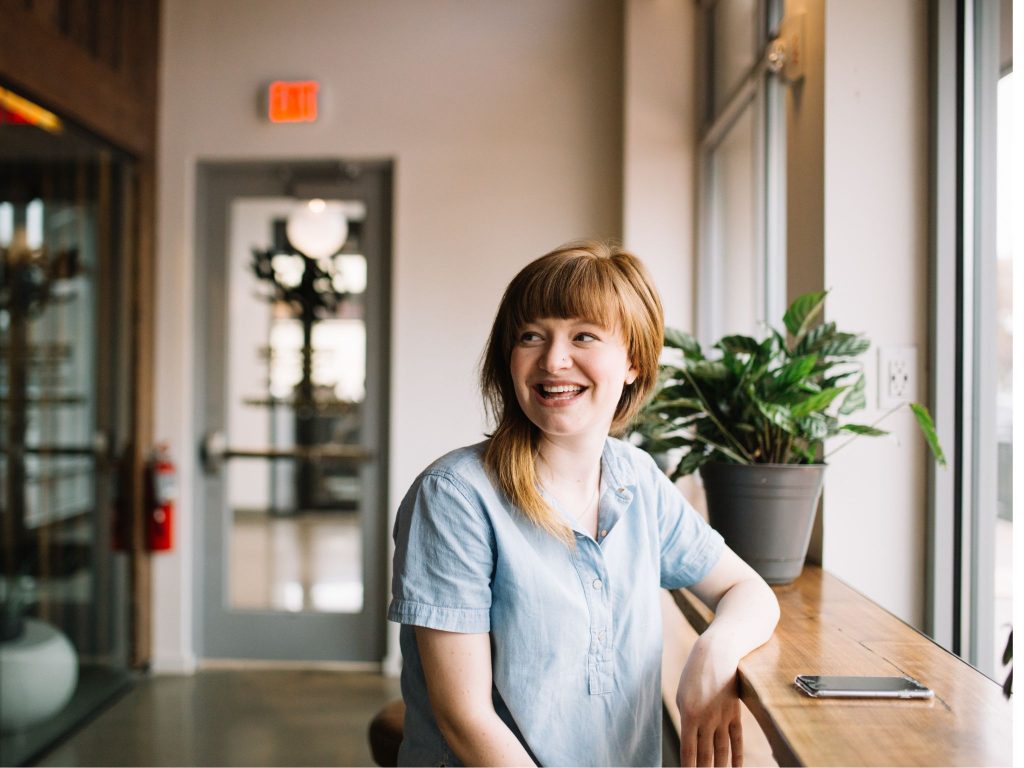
left=0, top=0, right=156, bottom=156
left=28, top=0, right=61, bottom=28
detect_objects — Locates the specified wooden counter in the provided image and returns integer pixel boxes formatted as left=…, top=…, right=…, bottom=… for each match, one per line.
left=670, top=566, right=1012, bottom=767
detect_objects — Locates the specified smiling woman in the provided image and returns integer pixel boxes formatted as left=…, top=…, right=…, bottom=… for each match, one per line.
left=387, top=241, right=781, bottom=767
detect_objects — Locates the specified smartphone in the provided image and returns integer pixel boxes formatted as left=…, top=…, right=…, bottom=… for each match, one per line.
left=794, top=674, right=934, bottom=699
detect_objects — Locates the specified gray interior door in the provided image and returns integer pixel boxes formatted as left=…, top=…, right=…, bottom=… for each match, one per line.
left=195, top=161, right=391, bottom=662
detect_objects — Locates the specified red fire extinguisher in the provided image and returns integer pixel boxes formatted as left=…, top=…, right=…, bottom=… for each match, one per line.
left=145, top=444, right=176, bottom=551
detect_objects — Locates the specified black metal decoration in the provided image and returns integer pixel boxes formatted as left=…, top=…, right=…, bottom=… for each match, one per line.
left=248, top=216, right=355, bottom=511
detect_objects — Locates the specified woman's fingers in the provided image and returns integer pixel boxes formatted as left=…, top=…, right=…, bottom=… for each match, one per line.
left=696, top=727, right=715, bottom=767
left=681, top=710, right=744, bottom=767
left=713, top=726, right=732, bottom=767
left=729, top=716, right=744, bottom=767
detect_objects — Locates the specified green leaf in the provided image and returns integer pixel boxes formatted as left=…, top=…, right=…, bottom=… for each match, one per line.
left=654, top=382, right=694, bottom=400
left=664, top=328, right=703, bottom=359
left=771, top=354, right=818, bottom=389
left=754, top=398, right=797, bottom=433
left=641, top=435, right=691, bottom=453
left=798, top=413, right=830, bottom=440
left=685, top=360, right=731, bottom=381
left=783, top=291, right=828, bottom=341
left=685, top=433, right=751, bottom=465
left=795, top=321, right=837, bottom=355
left=651, top=397, right=704, bottom=413
left=818, top=333, right=871, bottom=359
left=839, top=423, right=889, bottom=436
left=790, top=386, right=846, bottom=418
left=671, top=448, right=709, bottom=479
left=909, top=403, right=947, bottom=467
left=715, top=335, right=761, bottom=355
left=838, top=373, right=866, bottom=415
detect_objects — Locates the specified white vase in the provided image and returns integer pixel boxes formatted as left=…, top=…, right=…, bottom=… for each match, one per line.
left=0, top=618, right=78, bottom=732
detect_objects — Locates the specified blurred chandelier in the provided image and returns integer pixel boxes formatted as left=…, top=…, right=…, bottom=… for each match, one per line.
left=250, top=198, right=350, bottom=317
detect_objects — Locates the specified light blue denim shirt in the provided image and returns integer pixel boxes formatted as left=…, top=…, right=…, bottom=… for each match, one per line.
left=388, top=437, right=724, bottom=767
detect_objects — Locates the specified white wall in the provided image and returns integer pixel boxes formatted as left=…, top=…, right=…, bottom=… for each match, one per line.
left=820, top=0, right=930, bottom=627
left=153, top=0, right=637, bottom=671
left=623, top=0, right=698, bottom=332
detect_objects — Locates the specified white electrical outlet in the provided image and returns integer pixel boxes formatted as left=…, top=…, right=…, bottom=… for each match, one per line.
left=877, top=346, right=917, bottom=408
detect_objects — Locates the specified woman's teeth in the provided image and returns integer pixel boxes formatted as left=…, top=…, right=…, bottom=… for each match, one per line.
left=538, top=384, right=584, bottom=399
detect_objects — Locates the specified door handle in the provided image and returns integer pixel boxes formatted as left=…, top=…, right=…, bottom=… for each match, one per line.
left=0, top=430, right=112, bottom=465
left=200, top=430, right=374, bottom=474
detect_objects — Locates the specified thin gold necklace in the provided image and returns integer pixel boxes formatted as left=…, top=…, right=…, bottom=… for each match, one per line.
left=568, top=481, right=600, bottom=523
left=538, top=453, right=601, bottom=523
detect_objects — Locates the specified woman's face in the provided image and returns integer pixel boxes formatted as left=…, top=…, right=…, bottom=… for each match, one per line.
left=510, top=316, right=638, bottom=447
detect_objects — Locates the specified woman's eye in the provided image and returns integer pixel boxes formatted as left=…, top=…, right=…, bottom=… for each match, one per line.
left=519, top=331, right=541, bottom=343
left=575, top=332, right=598, bottom=342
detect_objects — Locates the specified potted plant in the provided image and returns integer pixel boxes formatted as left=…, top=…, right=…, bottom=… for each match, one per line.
left=633, top=290, right=945, bottom=583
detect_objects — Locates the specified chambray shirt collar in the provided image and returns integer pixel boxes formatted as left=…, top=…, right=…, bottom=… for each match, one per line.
left=541, top=439, right=639, bottom=537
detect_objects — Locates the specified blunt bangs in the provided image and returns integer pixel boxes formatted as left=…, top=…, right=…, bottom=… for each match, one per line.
left=505, top=251, right=623, bottom=341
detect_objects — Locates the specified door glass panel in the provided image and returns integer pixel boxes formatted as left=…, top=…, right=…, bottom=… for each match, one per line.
left=710, top=103, right=758, bottom=336
left=224, top=198, right=367, bottom=614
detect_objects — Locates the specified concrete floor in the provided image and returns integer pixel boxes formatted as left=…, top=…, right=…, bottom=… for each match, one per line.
left=34, top=669, right=401, bottom=767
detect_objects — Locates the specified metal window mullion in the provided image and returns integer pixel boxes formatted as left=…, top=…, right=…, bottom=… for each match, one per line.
left=702, top=78, right=759, bottom=154
left=957, top=0, right=975, bottom=664
left=763, top=68, right=786, bottom=326
left=753, top=78, right=768, bottom=328
left=926, top=0, right=960, bottom=651
left=968, top=0, right=999, bottom=678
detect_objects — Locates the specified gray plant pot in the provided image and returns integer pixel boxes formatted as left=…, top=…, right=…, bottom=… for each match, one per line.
left=699, top=462, right=825, bottom=585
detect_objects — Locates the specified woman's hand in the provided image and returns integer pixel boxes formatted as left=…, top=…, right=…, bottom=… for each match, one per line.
left=677, top=546, right=780, bottom=766
left=676, top=635, right=743, bottom=767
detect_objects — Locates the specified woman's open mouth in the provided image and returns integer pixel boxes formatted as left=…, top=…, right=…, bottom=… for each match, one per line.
left=533, top=383, right=586, bottom=402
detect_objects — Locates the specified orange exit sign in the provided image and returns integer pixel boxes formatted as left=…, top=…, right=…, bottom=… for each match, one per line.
left=267, top=80, right=319, bottom=123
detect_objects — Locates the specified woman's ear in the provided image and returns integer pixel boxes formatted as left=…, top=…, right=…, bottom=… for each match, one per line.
left=625, top=363, right=639, bottom=386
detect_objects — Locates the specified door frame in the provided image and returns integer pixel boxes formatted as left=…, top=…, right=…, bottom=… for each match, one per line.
left=192, top=159, right=392, bottom=663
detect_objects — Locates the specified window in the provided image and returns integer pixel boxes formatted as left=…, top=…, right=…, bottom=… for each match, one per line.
left=697, top=0, right=785, bottom=344
left=929, top=0, right=1012, bottom=682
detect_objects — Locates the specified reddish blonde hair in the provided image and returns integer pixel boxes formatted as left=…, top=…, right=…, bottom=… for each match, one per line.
left=481, top=241, right=664, bottom=541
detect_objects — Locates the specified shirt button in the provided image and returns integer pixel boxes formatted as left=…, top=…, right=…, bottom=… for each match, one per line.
left=617, top=487, right=625, bottom=493
left=592, top=579, right=603, bottom=590
left=600, top=529, right=608, bottom=538
left=597, top=630, right=606, bottom=642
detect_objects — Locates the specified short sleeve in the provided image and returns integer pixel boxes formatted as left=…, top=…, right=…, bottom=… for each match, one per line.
left=387, top=470, right=495, bottom=633
left=656, top=470, right=725, bottom=589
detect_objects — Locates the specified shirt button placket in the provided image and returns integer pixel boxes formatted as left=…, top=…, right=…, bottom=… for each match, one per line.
left=593, top=559, right=613, bottom=694
left=580, top=543, right=614, bottom=695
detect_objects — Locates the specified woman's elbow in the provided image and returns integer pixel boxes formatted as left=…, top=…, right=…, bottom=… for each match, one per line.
left=433, top=706, right=493, bottom=759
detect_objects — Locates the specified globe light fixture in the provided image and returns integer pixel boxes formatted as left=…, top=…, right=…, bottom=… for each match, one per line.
left=285, top=198, right=348, bottom=259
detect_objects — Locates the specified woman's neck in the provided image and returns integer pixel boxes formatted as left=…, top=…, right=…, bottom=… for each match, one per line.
left=535, top=433, right=605, bottom=490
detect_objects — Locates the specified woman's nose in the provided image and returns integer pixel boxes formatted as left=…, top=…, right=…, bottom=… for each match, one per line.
left=540, top=339, right=571, bottom=372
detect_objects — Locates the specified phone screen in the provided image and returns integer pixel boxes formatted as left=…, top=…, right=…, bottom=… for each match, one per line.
left=795, top=675, right=934, bottom=698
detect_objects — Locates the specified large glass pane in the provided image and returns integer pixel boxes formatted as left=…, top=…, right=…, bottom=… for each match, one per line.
left=225, top=198, right=367, bottom=614
left=710, top=104, right=759, bottom=337
left=0, top=85, right=131, bottom=764
left=710, top=0, right=758, bottom=117
left=992, top=63, right=1012, bottom=687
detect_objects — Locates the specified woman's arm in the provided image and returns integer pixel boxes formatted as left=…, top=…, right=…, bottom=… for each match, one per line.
left=676, top=546, right=780, bottom=767
left=415, top=627, right=536, bottom=767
